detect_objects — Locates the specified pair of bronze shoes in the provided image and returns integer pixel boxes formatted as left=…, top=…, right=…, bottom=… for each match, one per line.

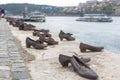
left=59, top=54, right=98, bottom=79
left=44, top=37, right=58, bottom=45
left=14, top=19, right=24, bottom=27
left=26, top=37, right=47, bottom=49
left=8, top=18, right=17, bottom=27
left=80, top=43, right=104, bottom=52
left=19, top=23, right=36, bottom=31
left=39, top=35, right=58, bottom=45
left=59, top=30, right=75, bottom=41
left=33, top=29, right=51, bottom=37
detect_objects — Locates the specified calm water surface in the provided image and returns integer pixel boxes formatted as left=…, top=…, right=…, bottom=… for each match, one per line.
left=27, top=17, right=120, bottom=53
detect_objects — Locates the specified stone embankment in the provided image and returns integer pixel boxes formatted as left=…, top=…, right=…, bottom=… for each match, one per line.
left=0, top=19, right=32, bottom=80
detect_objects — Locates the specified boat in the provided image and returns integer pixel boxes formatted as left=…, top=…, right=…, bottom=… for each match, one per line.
left=76, top=14, right=113, bottom=22
left=21, top=12, right=46, bottom=22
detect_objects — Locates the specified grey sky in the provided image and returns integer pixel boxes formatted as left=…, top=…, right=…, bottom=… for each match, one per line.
left=0, top=0, right=102, bottom=6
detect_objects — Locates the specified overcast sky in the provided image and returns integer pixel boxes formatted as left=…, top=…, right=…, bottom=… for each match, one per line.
left=0, top=0, right=102, bottom=6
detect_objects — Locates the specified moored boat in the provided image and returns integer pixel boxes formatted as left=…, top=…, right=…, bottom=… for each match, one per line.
left=21, top=12, right=46, bottom=22
left=76, top=14, right=113, bottom=22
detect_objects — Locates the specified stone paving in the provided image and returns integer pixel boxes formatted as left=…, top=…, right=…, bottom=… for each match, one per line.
left=0, top=19, right=31, bottom=80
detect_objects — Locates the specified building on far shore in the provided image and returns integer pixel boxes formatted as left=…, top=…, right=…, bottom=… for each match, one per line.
left=114, top=7, right=120, bottom=16
left=109, top=0, right=120, bottom=4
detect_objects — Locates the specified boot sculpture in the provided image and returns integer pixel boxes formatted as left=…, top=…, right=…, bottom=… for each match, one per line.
left=59, top=30, right=75, bottom=41
left=59, top=54, right=90, bottom=67
left=26, top=37, right=47, bottom=49
left=80, top=43, right=104, bottom=52
left=70, top=56, right=98, bottom=79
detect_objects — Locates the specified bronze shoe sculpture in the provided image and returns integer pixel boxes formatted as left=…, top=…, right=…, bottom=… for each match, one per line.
left=80, top=42, right=104, bottom=52
left=43, top=31, right=52, bottom=37
left=26, top=37, right=47, bottom=49
left=39, top=29, right=49, bottom=33
left=15, top=19, right=24, bottom=27
left=66, top=33, right=73, bottom=36
left=23, top=24, right=36, bottom=31
left=8, top=18, right=17, bottom=26
left=33, top=29, right=49, bottom=33
left=19, top=23, right=35, bottom=31
left=70, top=56, right=98, bottom=79
left=45, top=37, right=58, bottom=45
left=19, top=23, right=25, bottom=30
left=38, top=34, right=47, bottom=44
left=59, top=54, right=90, bottom=67
left=59, top=54, right=71, bottom=67
left=59, top=30, right=75, bottom=41
left=33, top=29, right=51, bottom=37
left=39, top=35, right=58, bottom=45
left=33, top=30, right=39, bottom=36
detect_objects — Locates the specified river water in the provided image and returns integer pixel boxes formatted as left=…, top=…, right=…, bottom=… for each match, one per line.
left=27, top=17, right=120, bottom=53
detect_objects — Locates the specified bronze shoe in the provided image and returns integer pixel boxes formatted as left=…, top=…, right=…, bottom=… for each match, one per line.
left=43, top=32, right=52, bottom=37
left=45, top=37, right=58, bottom=45
left=33, top=29, right=51, bottom=37
left=19, top=23, right=25, bottom=30
left=65, top=36, right=75, bottom=41
left=59, top=54, right=71, bottom=67
left=33, top=29, right=49, bottom=33
left=26, top=37, right=47, bottom=49
left=23, top=24, right=36, bottom=31
left=66, top=33, right=73, bottom=36
left=59, top=54, right=90, bottom=67
left=39, top=35, right=58, bottom=45
left=59, top=30, right=75, bottom=41
left=33, top=30, right=40, bottom=36
left=38, top=29, right=50, bottom=33
left=80, top=42, right=104, bottom=52
left=15, top=19, right=23, bottom=27
left=71, top=56, right=98, bottom=79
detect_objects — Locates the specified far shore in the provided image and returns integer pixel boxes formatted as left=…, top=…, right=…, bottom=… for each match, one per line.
left=7, top=19, right=120, bottom=80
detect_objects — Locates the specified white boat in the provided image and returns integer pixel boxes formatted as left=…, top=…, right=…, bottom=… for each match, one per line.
left=76, top=14, right=113, bottom=22
left=29, top=12, right=46, bottom=22
left=21, top=12, right=46, bottom=22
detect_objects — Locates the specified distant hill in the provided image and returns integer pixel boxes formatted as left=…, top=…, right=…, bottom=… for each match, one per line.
left=0, top=3, right=77, bottom=16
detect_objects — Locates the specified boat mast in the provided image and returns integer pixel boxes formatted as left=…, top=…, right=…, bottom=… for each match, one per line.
left=23, top=4, right=28, bottom=18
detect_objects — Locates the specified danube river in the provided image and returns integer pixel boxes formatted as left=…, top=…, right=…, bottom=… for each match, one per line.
left=27, top=17, right=120, bottom=53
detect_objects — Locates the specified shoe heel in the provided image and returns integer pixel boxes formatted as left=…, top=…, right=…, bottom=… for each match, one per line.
left=80, top=48, right=86, bottom=52
left=60, top=37, right=63, bottom=41
left=26, top=42, right=31, bottom=48
left=59, top=54, right=70, bottom=67
left=26, top=37, right=31, bottom=48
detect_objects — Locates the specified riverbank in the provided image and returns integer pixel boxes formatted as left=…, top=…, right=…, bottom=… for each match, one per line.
left=0, top=19, right=32, bottom=80
left=8, top=20, right=120, bottom=80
